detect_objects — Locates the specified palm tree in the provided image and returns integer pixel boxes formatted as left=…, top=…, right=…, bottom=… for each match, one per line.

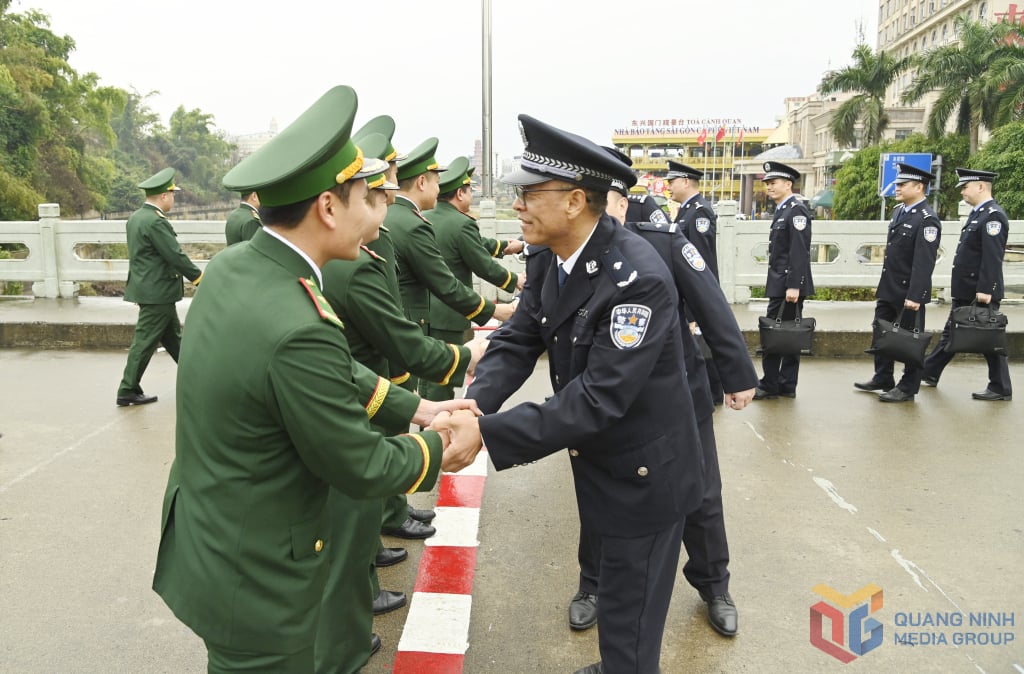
left=902, top=16, right=1016, bottom=154
left=818, top=44, right=912, bottom=148
left=988, top=23, right=1024, bottom=126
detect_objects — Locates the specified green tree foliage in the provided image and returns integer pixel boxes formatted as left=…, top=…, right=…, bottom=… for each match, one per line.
left=902, top=17, right=1021, bottom=154
left=833, top=133, right=968, bottom=221
left=970, top=121, right=1024, bottom=218
left=1, top=6, right=236, bottom=218
left=818, top=44, right=912, bottom=148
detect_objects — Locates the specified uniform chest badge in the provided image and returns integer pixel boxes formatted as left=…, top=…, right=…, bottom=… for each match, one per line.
left=793, top=216, right=808, bottom=231
left=986, top=221, right=1002, bottom=236
left=681, top=243, right=706, bottom=271
left=650, top=209, right=668, bottom=225
left=923, top=226, right=939, bottom=242
left=695, top=217, right=711, bottom=233
left=585, top=260, right=599, bottom=275
left=610, top=304, right=652, bottom=349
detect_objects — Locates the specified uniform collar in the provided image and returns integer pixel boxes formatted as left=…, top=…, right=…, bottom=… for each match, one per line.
left=971, top=198, right=994, bottom=214
left=394, top=194, right=420, bottom=212
left=556, top=219, right=600, bottom=275
left=143, top=202, right=167, bottom=217
left=260, top=226, right=323, bottom=289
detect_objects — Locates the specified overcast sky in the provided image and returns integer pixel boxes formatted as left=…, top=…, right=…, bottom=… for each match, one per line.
left=15, top=0, right=880, bottom=164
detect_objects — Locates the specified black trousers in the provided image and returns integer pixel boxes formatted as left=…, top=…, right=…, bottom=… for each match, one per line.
left=759, top=296, right=804, bottom=394
left=922, top=299, right=1012, bottom=395
left=870, top=300, right=926, bottom=394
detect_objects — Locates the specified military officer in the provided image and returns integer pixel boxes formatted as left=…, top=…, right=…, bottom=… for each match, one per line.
left=422, top=156, right=522, bottom=401
left=315, top=136, right=487, bottom=674
left=224, top=190, right=261, bottom=244
left=592, top=154, right=757, bottom=639
left=466, top=114, right=704, bottom=674
left=667, top=160, right=725, bottom=404
left=855, top=163, right=941, bottom=402
left=755, top=161, right=815, bottom=400
left=352, top=117, right=442, bottom=544
left=115, top=167, right=202, bottom=407
left=386, top=138, right=515, bottom=386
left=151, top=85, right=483, bottom=672
left=922, top=168, right=1011, bottom=400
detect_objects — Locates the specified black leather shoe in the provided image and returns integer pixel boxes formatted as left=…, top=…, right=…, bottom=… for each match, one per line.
left=370, top=633, right=381, bottom=657
left=704, top=592, right=738, bottom=637
left=573, top=663, right=603, bottom=674
left=374, top=547, right=408, bottom=567
left=116, top=392, right=157, bottom=406
left=372, top=589, right=407, bottom=615
left=407, top=506, right=436, bottom=523
left=382, top=517, right=436, bottom=540
left=568, top=590, right=598, bottom=631
left=778, top=390, right=796, bottom=398
left=752, top=387, right=777, bottom=400
left=972, top=388, right=1012, bottom=401
left=879, top=388, right=915, bottom=403
left=921, top=376, right=939, bottom=387
left=854, top=380, right=892, bottom=392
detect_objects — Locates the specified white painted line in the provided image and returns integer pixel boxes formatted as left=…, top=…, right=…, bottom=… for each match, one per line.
left=397, top=592, right=473, bottom=654
left=0, top=416, right=122, bottom=493
left=744, top=421, right=765, bottom=444
left=451, top=449, right=490, bottom=477
left=890, top=549, right=965, bottom=613
left=425, top=507, right=481, bottom=548
left=866, top=527, right=887, bottom=543
left=812, top=477, right=858, bottom=514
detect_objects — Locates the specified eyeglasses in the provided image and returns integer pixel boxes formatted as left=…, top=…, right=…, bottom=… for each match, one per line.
left=511, top=185, right=576, bottom=203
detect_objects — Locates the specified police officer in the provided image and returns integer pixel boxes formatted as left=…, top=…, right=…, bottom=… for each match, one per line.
left=755, top=161, right=815, bottom=400
left=423, top=156, right=522, bottom=401
left=598, top=152, right=757, bottom=638
left=855, top=163, right=941, bottom=402
left=667, top=160, right=725, bottom=404
left=115, top=167, right=202, bottom=406
left=224, top=191, right=261, bottom=244
left=922, top=168, right=1011, bottom=400
left=152, top=85, right=483, bottom=671
left=466, top=114, right=704, bottom=674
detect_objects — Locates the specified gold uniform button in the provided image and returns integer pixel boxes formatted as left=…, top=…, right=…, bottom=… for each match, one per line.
left=637, top=466, right=649, bottom=477
left=314, top=539, right=324, bottom=553
left=568, top=449, right=579, bottom=457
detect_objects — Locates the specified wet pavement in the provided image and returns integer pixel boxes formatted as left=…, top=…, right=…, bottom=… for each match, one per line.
left=1, top=350, right=1022, bottom=673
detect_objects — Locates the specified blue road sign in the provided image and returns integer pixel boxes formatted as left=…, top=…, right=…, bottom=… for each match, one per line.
left=878, top=153, right=933, bottom=197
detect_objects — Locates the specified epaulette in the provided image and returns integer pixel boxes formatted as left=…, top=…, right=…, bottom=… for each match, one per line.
left=299, top=278, right=344, bottom=329
left=627, top=194, right=645, bottom=202
left=600, top=247, right=638, bottom=288
left=632, top=220, right=677, bottom=234
left=360, top=244, right=384, bottom=261
left=523, top=243, right=550, bottom=257
left=413, top=209, right=433, bottom=225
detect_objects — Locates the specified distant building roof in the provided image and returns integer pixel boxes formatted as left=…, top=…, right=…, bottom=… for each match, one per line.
left=757, top=144, right=803, bottom=160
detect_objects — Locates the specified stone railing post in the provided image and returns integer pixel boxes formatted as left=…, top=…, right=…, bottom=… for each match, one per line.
left=32, top=203, right=61, bottom=299
left=716, top=200, right=747, bottom=303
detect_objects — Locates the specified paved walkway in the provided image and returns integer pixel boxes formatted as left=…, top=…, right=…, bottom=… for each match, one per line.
left=1, top=349, right=1021, bottom=672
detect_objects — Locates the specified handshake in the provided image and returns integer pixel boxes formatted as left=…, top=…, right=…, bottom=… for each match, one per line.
left=413, top=399, right=484, bottom=473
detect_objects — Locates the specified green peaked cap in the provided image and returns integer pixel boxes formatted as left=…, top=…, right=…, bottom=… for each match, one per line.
left=396, top=137, right=444, bottom=181
left=353, top=115, right=404, bottom=162
left=222, top=85, right=387, bottom=207
left=438, top=156, right=477, bottom=194
left=138, top=167, right=182, bottom=195
left=357, top=133, right=399, bottom=190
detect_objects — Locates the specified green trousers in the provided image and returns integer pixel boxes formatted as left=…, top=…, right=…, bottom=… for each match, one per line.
left=205, top=641, right=313, bottom=672
left=117, top=303, right=181, bottom=396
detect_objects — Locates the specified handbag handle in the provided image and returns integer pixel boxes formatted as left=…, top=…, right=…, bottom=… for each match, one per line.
left=895, top=307, right=923, bottom=333
left=773, top=301, right=802, bottom=324
left=967, top=300, right=998, bottom=324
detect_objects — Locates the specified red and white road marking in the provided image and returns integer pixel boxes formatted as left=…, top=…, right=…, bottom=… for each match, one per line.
left=393, top=449, right=489, bottom=674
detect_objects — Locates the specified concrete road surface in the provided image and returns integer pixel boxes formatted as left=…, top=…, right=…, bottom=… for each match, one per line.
left=1, top=349, right=1021, bottom=673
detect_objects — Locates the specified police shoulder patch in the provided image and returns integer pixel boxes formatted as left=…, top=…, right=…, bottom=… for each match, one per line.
left=986, top=221, right=1002, bottom=236
left=681, top=242, right=706, bottom=271
left=610, top=304, right=652, bottom=349
left=649, top=208, right=669, bottom=225
left=793, top=215, right=808, bottom=231
left=300, top=277, right=344, bottom=330
left=695, top=216, right=711, bottom=233
left=923, top=226, right=939, bottom=242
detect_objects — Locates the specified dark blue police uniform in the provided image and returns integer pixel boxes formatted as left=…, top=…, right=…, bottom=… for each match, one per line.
left=468, top=115, right=703, bottom=674
left=923, top=168, right=1011, bottom=398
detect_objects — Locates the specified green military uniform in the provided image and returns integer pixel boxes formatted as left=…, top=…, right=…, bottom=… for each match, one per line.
left=422, top=157, right=517, bottom=401
left=116, top=168, right=202, bottom=405
left=224, top=199, right=261, bottom=244
left=386, top=139, right=496, bottom=393
left=152, top=85, right=443, bottom=672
